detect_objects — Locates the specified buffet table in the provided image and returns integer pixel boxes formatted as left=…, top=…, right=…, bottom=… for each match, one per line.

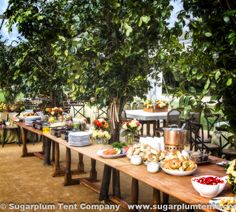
left=16, top=122, right=233, bottom=212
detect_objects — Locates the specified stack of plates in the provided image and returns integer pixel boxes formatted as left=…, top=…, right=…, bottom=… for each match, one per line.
left=68, top=131, right=91, bottom=147
left=24, top=116, right=41, bottom=126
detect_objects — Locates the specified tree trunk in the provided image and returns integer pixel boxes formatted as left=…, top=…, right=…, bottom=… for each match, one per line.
left=99, top=97, right=127, bottom=201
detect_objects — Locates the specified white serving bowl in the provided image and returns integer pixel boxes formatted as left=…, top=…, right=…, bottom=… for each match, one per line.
left=147, top=162, right=160, bottom=173
left=130, top=155, right=142, bottom=165
left=191, top=175, right=227, bottom=198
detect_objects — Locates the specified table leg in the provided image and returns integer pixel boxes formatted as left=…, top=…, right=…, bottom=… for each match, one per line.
left=44, top=137, right=51, bottom=165
left=78, top=153, right=85, bottom=173
left=51, top=141, right=55, bottom=162
left=112, top=169, right=121, bottom=198
left=2, top=127, right=6, bottom=147
left=131, top=178, right=139, bottom=205
left=52, top=142, right=64, bottom=177
left=64, top=147, right=80, bottom=186
left=17, top=126, right=21, bottom=146
left=152, top=189, right=161, bottom=212
left=163, top=120, right=167, bottom=127
left=163, top=193, right=169, bottom=204
left=99, top=165, right=112, bottom=201
left=21, top=128, right=29, bottom=157
left=147, top=122, right=150, bottom=136
left=89, top=159, right=97, bottom=181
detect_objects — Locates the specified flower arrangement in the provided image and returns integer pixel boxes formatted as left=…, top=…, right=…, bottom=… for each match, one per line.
left=155, top=100, right=168, bottom=109
left=45, top=107, right=64, bottom=117
left=93, top=118, right=109, bottom=131
left=226, top=160, right=236, bottom=193
left=143, top=99, right=169, bottom=109
left=122, top=119, right=142, bottom=135
left=92, top=130, right=111, bottom=144
left=122, top=119, right=141, bottom=144
left=144, top=100, right=153, bottom=108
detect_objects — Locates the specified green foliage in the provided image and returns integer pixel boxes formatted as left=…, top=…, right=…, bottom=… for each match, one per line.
left=55, top=0, right=174, bottom=109
left=165, top=0, right=236, bottom=132
left=5, top=0, right=72, bottom=105
left=0, top=37, right=23, bottom=103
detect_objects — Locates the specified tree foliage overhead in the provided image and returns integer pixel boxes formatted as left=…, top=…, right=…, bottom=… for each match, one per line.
left=5, top=0, right=73, bottom=105
left=58, top=0, right=174, bottom=106
left=166, top=0, right=236, bottom=131
left=0, top=36, right=22, bottom=103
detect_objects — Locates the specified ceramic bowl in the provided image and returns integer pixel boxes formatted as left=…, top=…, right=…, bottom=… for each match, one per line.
left=191, top=175, right=227, bottom=198
left=130, top=155, right=142, bottom=165
left=147, top=162, right=160, bottom=173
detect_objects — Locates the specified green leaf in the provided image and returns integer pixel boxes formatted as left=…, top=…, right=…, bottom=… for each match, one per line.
left=226, top=78, right=232, bottom=86
left=205, top=32, right=212, bottom=37
left=124, top=23, right=133, bottom=36
left=58, top=36, right=66, bottom=42
left=38, top=56, right=42, bottom=62
left=215, top=70, right=221, bottom=81
left=204, top=78, right=210, bottom=90
left=189, top=86, right=196, bottom=93
left=37, top=15, right=44, bottom=21
left=141, top=16, right=150, bottom=24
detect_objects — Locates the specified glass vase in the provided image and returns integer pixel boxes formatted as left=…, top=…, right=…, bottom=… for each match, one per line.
left=96, top=138, right=108, bottom=145
left=127, top=134, right=135, bottom=145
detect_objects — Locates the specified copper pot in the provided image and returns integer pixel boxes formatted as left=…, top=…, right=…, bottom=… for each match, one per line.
left=163, top=128, right=187, bottom=151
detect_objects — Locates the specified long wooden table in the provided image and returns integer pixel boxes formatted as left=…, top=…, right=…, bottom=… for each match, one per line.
left=16, top=122, right=47, bottom=161
left=16, top=122, right=233, bottom=211
left=44, top=132, right=233, bottom=211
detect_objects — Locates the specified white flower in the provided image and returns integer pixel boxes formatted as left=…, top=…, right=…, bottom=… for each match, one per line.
left=130, top=119, right=138, bottom=128
left=104, top=131, right=111, bottom=140
left=122, top=123, right=128, bottom=130
left=92, top=130, right=98, bottom=138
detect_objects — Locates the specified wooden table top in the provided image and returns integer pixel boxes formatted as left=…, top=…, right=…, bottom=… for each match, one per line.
left=118, top=158, right=233, bottom=206
left=43, top=133, right=132, bottom=170
left=15, top=121, right=43, bottom=135
left=16, top=122, right=234, bottom=208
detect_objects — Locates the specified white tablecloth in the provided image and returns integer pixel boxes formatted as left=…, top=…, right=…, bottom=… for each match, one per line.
left=125, top=110, right=168, bottom=121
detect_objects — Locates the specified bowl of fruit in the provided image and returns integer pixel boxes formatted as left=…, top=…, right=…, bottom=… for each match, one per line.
left=191, top=175, right=227, bottom=198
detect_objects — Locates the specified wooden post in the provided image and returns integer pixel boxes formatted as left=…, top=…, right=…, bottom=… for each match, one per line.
left=131, top=178, right=139, bottom=205
left=112, top=169, right=121, bottom=198
left=52, top=142, right=64, bottom=177
left=99, top=165, right=112, bottom=201
left=77, top=153, right=85, bottom=173
left=64, top=147, right=80, bottom=186
left=21, top=128, right=28, bottom=157
left=44, top=137, right=51, bottom=165
left=51, top=141, right=55, bottom=162
left=89, top=159, right=97, bottom=181
left=153, top=189, right=161, bottom=212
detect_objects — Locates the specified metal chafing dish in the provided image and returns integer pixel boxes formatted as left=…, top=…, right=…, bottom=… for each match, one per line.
left=163, top=127, right=187, bottom=152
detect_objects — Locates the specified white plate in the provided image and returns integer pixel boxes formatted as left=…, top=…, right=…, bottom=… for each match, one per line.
left=161, top=166, right=197, bottom=176
left=209, top=197, right=236, bottom=212
left=68, top=142, right=91, bottom=147
left=97, top=149, right=126, bottom=159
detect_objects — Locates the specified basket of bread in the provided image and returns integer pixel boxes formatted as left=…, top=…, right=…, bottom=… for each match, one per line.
left=160, top=151, right=197, bottom=176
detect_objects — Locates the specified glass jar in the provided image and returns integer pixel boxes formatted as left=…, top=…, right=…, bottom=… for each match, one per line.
left=42, top=123, right=50, bottom=133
